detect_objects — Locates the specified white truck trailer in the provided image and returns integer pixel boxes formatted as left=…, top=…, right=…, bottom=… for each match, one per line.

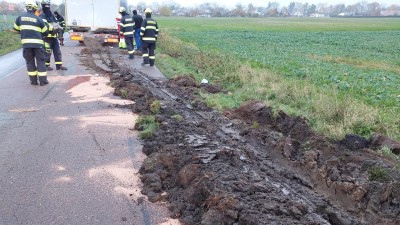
left=65, top=0, right=128, bottom=43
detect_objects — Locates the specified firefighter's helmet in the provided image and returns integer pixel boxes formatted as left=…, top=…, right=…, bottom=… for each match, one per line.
left=144, top=8, right=152, bottom=15
left=41, top=0, right=50, bottom=4
left=25, top=0, right=38, bottom=10
left=119, top=7, right=126, bottom=13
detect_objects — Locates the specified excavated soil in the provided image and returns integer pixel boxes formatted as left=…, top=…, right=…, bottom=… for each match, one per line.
left=79, top=38, right=400, bottom=225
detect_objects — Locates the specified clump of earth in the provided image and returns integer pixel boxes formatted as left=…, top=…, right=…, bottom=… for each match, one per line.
left=80, top=39, right=400, bottom=225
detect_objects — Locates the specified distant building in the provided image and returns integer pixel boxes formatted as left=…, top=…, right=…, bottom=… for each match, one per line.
left=310, top=13, right=326, bottom=18
left=381, top=10, right=400, bottom=16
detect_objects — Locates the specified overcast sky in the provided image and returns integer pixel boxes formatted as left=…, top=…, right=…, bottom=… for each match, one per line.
left=8, top=0, right=400, bottom=8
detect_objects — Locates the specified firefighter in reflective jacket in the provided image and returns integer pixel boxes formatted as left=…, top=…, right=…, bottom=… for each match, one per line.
left=14, top=0, right=49, bottom=86
left=140, top=8, right=158, bottom=66
left=116, top=13, right=126, bottom=49
left=119, top=7, right=135, bottom=59
left=39, top=0, right=67, bottom=70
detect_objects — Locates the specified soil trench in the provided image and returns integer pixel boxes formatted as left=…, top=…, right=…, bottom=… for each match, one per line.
left=79, top=38, right=400, bottom=225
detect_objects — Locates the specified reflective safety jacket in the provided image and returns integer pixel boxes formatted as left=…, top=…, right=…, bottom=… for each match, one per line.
left=140, top=17, right=158, bottom=43
left=14, top=11, right=48, bottom=48
left=120, top=14, right=134, bottom=37
left=39, top=13, right=58, bottom=38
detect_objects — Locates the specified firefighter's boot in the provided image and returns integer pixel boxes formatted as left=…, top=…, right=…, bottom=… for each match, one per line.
left=46, top=66, right=54, bottom=71
left=56, top=65, right=68, bottom=70
left=149, top=59, right=155, bottom=67
left=141, top=57, right=149, bottom=66
left=39, top=76, right=49, bottom=86
left=129, top=54, right=134, bottom=59
left=29, top=75, right=38, bottom=85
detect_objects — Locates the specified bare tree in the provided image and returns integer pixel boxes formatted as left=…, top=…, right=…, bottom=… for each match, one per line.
left=367, top=2, right=382, bottom=16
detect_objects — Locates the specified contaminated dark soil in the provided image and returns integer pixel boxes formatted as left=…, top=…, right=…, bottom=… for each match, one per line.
left=79, top=38, right=400, bottom=225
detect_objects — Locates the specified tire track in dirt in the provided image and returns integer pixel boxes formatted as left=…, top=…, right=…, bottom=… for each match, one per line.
left=80, top=39, right=400, bottom=225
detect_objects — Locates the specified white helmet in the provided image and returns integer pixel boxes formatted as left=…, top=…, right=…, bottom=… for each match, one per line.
left=118, top=7, right=126, bottom=13
left=41, top=0, right=50, bottom=4
left=144, top=8, right=152, bottom=14
left=26, top=0, right=38, bottom=10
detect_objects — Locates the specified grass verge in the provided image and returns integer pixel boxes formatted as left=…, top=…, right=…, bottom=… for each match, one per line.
left=156, top=32, right=400, bottom=141
left=0, top=31, right=21, bottom=56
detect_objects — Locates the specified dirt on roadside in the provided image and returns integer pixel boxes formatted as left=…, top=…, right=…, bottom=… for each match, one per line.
left=79, top=38, right=400, bottom=225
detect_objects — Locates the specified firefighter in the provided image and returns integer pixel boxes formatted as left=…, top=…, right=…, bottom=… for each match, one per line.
left=13, top=0, right=49, bottom=86
left=140, top=8, right=158, bottom=66
left=39, top=0, right=67, bottom=71
left=132, top=10, right=143, bottom=52
left=119, top=7, right=135, bottom=59
left=116, top=12, right=126, bottom=49
left=53, top=11, right=66, bottom=46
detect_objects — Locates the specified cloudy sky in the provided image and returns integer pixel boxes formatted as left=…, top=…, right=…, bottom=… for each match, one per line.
left=8, top=0, right=400, bottom=8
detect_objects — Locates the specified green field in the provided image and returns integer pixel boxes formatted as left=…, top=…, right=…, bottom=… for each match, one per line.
left=156, top=17, right=400, bottom=140
left=0, top=15, right=20, bottom=56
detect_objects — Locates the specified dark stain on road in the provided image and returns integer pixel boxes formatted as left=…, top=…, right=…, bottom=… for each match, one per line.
left=66, top=76, right=91, bottom=90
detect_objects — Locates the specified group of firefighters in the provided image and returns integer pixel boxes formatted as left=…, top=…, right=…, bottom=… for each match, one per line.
left=117, top=6, right=159, bottom=66
left=13, top=0, right=159, bottom=86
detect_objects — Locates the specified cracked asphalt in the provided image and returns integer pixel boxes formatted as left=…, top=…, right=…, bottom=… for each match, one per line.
left=0, top=40, right=179, bottom=225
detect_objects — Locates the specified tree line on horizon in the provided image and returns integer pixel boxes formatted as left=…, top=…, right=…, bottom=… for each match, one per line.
left=1, top=0, right=400, bottom=17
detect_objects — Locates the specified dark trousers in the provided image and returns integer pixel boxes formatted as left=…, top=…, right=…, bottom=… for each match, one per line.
left=134, top=28, right=142, bottom=50
left=142, top=42, right=156, bottom=66
left=44, top=37, right=62, bottom=67
left=23, top=47, right=47, bottom=77
left=124, top=36, right=134, bottom=57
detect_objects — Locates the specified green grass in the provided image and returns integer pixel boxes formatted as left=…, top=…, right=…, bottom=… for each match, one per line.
left=0, top=31, right=21, bottom=56
left=368, top=165, right=391, bottom=182
left=158, top=17, right=400, bottom=32
left=136, top=116, right=158, bottom=139
left=155, top=17, right=400, bottom=141
left=0, top=15, right=21, bottom=56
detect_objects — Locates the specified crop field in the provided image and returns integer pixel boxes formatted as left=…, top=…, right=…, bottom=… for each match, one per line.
left=157, top=17, right=400, bottom=140
left=0, top=15, right=20, bottom=56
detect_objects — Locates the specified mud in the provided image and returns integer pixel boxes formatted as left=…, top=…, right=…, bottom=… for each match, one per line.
left=79, top=38, right=400, bottom=225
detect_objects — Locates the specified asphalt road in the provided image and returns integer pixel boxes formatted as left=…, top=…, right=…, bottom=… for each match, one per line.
left=0, top=49, right=24, bottom=81
left=0, top=41, right=179, bottom=225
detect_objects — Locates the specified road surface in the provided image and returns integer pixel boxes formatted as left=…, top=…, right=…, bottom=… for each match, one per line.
left=0, top=40, right=179, bottom=225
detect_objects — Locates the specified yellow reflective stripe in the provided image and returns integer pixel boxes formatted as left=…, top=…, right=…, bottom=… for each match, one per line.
left=124, top=31, right=134, bottom=35
left=20, top=25, right=41, bottom=32
left=147, top=21, right=156, bottom=24
left=55, top=62, right=62, bottom=65
left=149, top=56, right=155, bottom=59
left=128, top=50, right=134, bottom=54
left=143, top=54, right=149, bottom=57
left=14, top=23, right=20, bottom=30
left=140, top=27, right=145, bottom=31
left=38, top=72, right=47, bottom=76
left=146, top=26, right=157, bottom=30
left=142, top=37, right=156, bottom=41
left=42, top=26, right=48, bottom=33
left=28, top=71, right=38, bottom=76
left=126, top=23, right=134, bottom=26
left=21, top=39, right=44, bottom=44
left=46, top=62, right=50, bottom=65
